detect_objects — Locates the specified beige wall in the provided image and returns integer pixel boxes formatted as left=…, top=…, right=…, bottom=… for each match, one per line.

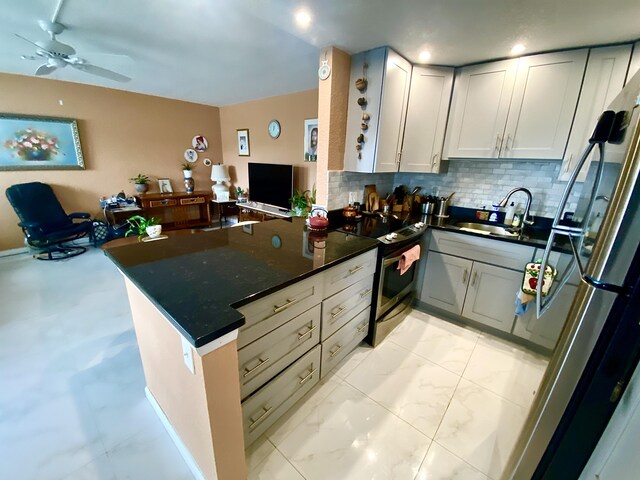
left=0, top=73, right=222, bottom=250
left=219, top=89, right=318, bottom=197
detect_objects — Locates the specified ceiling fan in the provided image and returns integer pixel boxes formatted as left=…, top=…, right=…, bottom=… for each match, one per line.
left=15, top=0, right=131, bottom=83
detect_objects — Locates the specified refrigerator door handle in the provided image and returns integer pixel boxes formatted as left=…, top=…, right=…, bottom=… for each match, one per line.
left=536, top=230, right=578, bottom=318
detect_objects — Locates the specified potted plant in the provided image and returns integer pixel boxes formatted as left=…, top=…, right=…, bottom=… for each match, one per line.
left=129, top=174, right=150, bottom=194
left=125, top=215, right=161, bottom=240
left=290, top=189, right=312, bottom=217
left=235, top=186, right=247, bottom=203
left=181, top=162, right=193, bottom=178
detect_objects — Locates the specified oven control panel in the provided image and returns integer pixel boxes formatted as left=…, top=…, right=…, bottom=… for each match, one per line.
left=379, top=222, right=427, bottom=244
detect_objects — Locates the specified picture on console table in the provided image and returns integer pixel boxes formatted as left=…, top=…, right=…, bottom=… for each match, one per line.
left=304, top=118, right=318, bottom=162
left=0, top=114, right=84, bottom=171
left=237, top=129, right=250, bottom=156
left=158, top=179, right=173, bottom=193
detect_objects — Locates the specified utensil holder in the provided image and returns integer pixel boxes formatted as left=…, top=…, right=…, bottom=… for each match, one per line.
left=435, top=200, right=449, bottom=217
left=421, top=203, right=435, bottom=215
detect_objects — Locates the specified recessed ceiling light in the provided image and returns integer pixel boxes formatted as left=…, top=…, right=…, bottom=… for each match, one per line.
left=295, top=9, right=311, bottom=28
left=511, top=43, right=526, bottom=55
left=419, top=51, right=431, bottom=62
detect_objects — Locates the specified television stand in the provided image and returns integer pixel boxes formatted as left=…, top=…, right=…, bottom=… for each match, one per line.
left=239, top=201, right=290, bottom=222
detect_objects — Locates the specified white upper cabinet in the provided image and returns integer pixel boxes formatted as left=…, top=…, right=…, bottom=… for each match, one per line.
left=400, top=66, right=454, bottom=173
left=445, top=59, right=518, bottom=159
left=559, top=45, right=632, bottom=181
left=445, top=50, right=588, bottom=160
left=627, top=41, right=640, bottom=83
left=343, top=47, right=412, bottom=173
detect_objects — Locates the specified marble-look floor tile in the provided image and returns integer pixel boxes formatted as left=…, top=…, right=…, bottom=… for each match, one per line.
left=275, top=381, right=431, bottom=480
left=388, top=311, right=479, bottom=375
left=107, top=424, right=194, bottom=480
left=246, top=437, right=304, bottom=480
left=345, top=340, right=460, bottom=438
left=330, top=342, right=373, bottom=379
left=60, top=453, right=117, bottom=480
left=416, top=442, right=489, bottom=480
left=435, top=379, right=528, bottom=479
left=463, top=335, right=548, bottom=408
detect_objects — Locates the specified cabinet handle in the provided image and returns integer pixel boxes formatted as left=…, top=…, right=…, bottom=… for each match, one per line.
left=462, top=268, right=468, bottom=284
left=471, top=271, right=478, bottom=287
left=396, top=152, right=403, bottom=164
left=565, top=153, right=573, bottom=173
left=505, top=133, right=513, bottom=150
left=329, top=344, right=344, bottom=358
left=432, top=153, right=439, bottom=166
left=248, top=406, right=273, bottom=430
left=243, top=357, right=270, bottom=377
left=495, top=133, right=502, bottom=152
left=297, top=324, right=317, bottom=340
left=359, top=288, right=372, bottom=298
left=357, top=322, right=368, bottom=333
left=330, top=305, right=346, bottom=320
left=349, top=265, right=364, bottom=275
left=298, top=367, right=318, bottom=385
left=273, top=297, right=297, bottom=313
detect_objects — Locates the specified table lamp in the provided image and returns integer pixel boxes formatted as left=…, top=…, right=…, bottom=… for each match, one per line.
left=211, top=164, right=230, bottom=201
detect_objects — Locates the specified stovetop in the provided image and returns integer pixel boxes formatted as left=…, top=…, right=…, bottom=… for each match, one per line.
left=337, top=213, right=427, bottom=245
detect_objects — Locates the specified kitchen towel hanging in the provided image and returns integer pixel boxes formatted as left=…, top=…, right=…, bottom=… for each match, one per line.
left=398, top=245, right=420, bottom=275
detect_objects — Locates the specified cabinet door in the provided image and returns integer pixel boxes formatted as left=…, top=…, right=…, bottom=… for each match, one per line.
left=444, top=59, right=518, bottom=159
left=558, top=45, right=632, bottom=181
left=400, top=66, right=454, bottom=172
left=375, top=49, right=413, bottom=172
left=626, top=41, right=640, bottom=84
left=461, top=262, right=521, bottom=332
left=420, top=252, right=472, bottom=315
left=502, top=49, right=588, bottom=160
left=512, top=284, right=577, bottom=349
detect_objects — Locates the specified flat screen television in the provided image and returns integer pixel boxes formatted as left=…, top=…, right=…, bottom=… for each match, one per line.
left=248, top=162, right=294, bottom=210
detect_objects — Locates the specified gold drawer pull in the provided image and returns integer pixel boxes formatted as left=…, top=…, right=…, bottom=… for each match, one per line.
left=273, top=298, right=297, bottom=314
left=298, top=325, right=317, bottom=340
left=357, top=322, right=368, bottom=333
left=329, top=344, right=344, bottom=358
left=243, top=357, right=270, bottom=377
left=349, top=265, right=364, bottom=275
left=359, top=288, right=372, bottom=298
left=298, top=367, right=318, bottom=385
left=248, top=406, right=273, bottom=430
left=330, top=306, right=346, bottom=320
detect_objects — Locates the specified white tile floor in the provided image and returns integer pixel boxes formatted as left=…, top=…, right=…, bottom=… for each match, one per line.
left=0, top=249, right=548, bottom=480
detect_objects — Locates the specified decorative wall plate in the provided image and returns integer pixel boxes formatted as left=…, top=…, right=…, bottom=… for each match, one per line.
left=203, top=158, right=212, bottom=166
left=184, top=148, right=198, bottom=163
left=192, top=135, right=208, bottom=152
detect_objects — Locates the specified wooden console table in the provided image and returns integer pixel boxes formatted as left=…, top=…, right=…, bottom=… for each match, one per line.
left=238, top=202, right=290, bottom=222
left=136, top=191, right=212, bottom=230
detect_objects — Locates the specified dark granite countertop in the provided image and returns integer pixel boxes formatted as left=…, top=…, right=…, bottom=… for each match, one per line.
left=104, top=217, right=379, bottom=348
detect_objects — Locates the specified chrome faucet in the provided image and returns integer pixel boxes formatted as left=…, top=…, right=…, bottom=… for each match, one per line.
left=497, top=187, right=534, bottom=231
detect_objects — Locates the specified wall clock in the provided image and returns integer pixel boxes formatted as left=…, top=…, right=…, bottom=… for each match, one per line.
left=268, top=119, right=281, bottom=139
left=318, top=60, right=331, bottom=80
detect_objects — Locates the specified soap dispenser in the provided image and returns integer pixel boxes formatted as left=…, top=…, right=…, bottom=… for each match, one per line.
left=505, top=202, right=516, bottom=224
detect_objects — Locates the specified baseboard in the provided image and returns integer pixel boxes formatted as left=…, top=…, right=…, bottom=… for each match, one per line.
left=144, top=387, right=211, bottom=480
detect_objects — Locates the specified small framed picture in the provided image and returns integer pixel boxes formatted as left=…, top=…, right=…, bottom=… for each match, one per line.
left=304, top=119, right=318, bottom=162
left=242, top=223, right=253, bottom=235
left=237, top=129, right=250, bottom=156
left=158, top=179, right=173, bottom=193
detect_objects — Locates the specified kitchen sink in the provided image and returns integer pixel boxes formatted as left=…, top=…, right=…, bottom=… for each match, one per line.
left=454, top=222, right=518, bottom=237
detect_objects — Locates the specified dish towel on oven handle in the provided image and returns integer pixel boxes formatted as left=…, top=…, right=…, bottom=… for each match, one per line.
left=398, top=245, right=421, bottom=275
left=515, top=260, right=557, bottom=315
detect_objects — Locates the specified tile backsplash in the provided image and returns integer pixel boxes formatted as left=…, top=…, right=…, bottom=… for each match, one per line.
left=328, top=159, right=583, bottom=218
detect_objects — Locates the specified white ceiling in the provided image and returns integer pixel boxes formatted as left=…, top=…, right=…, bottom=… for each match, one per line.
left=1, top=0, right=638, bottom=106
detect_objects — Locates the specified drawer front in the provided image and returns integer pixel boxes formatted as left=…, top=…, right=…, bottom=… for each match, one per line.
left=321, top=275, right=373, bottom=341
left=148, top=199, right=178, bottom=208
left=242, top=345, right=321, bottom=446
left=237, top=274, right=323, bottom=349
left=429, top=230, right=534, bottom=271
left=321, top=307, right=370, bottom=378
left=180, top=196, right=206, bottom=205
left=323, top=249, right=377, bottom=299
left=238, top=304, right=321, bottom=399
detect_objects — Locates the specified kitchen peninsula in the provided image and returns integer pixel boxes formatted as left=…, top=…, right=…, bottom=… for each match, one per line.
left=103, top=218, right=378, bottom=480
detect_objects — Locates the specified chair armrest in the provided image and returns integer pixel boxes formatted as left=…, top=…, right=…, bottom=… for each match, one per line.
left=18, top=221, right=42, bottom=228
left=69, top=212, right=91, bottom=220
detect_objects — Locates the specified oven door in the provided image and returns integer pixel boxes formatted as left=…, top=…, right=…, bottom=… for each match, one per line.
left=376, top=242, right=420, bottom=319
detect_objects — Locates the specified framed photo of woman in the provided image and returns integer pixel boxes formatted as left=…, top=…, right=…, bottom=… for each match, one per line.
left=304, top=119, right=318, bottom=162
left=237, top=129, right=250, bottom=156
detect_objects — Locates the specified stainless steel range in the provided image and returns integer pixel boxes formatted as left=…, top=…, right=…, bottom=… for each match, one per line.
left=339, top=214, right=427, bottom=346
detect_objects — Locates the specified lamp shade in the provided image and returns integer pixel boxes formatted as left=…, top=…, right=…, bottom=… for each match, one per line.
left=211, top=164, right=230, bottom=182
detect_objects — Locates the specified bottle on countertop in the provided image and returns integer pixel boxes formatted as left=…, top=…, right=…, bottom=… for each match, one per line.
left=512, top=212, right=521, bottom=228
left=505, top=202, right=516, bottom=224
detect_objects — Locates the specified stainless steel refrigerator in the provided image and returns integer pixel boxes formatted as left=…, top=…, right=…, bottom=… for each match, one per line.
left=503, top=70, right=640, bottom=478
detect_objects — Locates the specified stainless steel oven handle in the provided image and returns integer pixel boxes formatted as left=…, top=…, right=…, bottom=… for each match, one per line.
left=383, top=254, right=404, bottom=267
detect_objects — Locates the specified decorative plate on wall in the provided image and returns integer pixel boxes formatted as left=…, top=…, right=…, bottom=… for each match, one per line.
left=192, top=135, right=208, bottom=152
left=184, top=148, right=198, bottom=163
left=203, top=158, right=212, bottom=166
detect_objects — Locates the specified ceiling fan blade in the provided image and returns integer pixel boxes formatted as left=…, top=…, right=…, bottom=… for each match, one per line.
left=21, top=55, right=39, bottom=61
left=35, top=64, right=57, bottom=76
left=71, top=63, right=131, bottom=83
left=14, top=33, right=42, bottom=49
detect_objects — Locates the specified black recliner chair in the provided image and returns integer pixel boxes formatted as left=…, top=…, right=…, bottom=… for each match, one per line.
left=6, top=182, right=94, bottom=260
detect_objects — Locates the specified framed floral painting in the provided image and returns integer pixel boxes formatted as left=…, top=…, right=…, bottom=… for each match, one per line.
left=0, top=114, right=85, bottom=170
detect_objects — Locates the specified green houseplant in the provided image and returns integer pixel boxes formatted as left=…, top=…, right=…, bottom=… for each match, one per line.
left=125, top=215, right=159, bottom=239
left=290, top=189, right=312, bottom=217
left=129, top=173, right=150, bottom=194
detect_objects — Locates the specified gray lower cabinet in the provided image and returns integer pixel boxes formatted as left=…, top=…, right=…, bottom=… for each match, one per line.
left=421, top=251, right=472, bottom=315
left=321, top=306, right=370, bottom=378
left=242, top=345, right=321, bottom=446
